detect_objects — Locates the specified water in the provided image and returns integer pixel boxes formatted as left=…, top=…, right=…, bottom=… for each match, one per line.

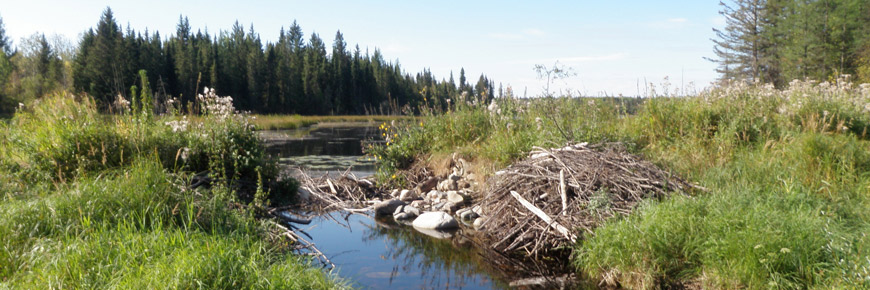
left=297, top=212, right=515, bottom=289
left=260, top=123, right=572, bottom=289
left=260, top=123, right=379, bottom=177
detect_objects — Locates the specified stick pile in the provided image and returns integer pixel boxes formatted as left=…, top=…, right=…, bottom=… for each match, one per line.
left=480, top=142, right=692, bottom=256
left=296, top=169, right=386, bottom=211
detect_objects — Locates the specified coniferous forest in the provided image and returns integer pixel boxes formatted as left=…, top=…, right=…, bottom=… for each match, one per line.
left=0, top=8, right=496, bottom=115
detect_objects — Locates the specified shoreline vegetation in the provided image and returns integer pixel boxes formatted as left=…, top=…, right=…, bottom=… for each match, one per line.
left=365, top=79, right=870, bottom=288
left=0, top=90, right=344, bottom=289
left=249, top=114, right=411, bottom=131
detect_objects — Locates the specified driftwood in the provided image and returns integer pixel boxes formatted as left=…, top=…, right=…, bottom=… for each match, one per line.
left=269, top=220, right=335, bottom=270
left=296, top=169, right=386, bottom=212
left=481, top=142, right=693, bottom=256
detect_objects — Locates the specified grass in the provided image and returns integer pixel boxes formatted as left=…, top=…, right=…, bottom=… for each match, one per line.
left=250, top=114, right=411, bottom=130
left=0, top=91, right=343, bottom=289
left=371, top=80, right=870, bottom=288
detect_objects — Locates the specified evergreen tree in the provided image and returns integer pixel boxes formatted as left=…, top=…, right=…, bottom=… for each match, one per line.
left=708, top=0, right=773, bottom=83
left=73, top=7, right=129, bottom=106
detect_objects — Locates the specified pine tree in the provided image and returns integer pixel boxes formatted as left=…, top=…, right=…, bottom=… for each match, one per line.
left=708, top=0, right=775, bottom=83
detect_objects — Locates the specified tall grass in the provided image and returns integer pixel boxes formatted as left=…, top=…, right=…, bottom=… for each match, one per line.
left=373, top=79, right=870, bottom=288
left=0, top=91, right=341, bottom=288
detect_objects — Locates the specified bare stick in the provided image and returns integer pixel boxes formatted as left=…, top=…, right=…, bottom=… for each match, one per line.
left=510, top=191, right=577, bottom=243
left=559, top=169, right=567, bottom=215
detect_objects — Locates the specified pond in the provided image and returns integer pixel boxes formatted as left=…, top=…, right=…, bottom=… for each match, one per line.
left=260, top=123, right=576, bottom=289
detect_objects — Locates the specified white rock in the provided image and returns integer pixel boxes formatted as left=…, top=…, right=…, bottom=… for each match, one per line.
left=374, top=199, right=406, bottom=216
left=412, top=212, right=459, bottom=230
left=399, top=189, right=417, bottom=201
left=472, top=205, right=483, bottom=216
left=403, top=205, right=421, bottom=216
left=446, top=191, right=467, bottom=203
left=426, top=190, right=444, bottom=201
left=473, top=217, right=487, bottom=229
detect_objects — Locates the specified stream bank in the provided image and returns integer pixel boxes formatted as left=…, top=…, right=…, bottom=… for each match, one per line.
left=261, top=123, right=579, bottom=289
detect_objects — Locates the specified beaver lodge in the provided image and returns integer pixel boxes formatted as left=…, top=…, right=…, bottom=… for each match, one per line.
left=289, top=142, right=695, bottom=283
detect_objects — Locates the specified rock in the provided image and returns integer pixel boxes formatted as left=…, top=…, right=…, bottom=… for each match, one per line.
left=448, top=174, right=461, bottom=181
left=426, top=190, right=444, bottom=201
left=399, top=189, right=418, bottom=201
left=466, top=173, right=477, bottom=182
left=393, top=211, right=416, bottom=220
left=437, top=179, right=458, bottom=191
left=394, top=205, right=420, bottom=220
left=374, top=199, right=406, bottom=216
left=416, top=177, right=439, bottom=193
left=389, top=189, right=399, bottom=198
left=296, top=187, right=311, bottom=201
left=410, top=200, right=428, bottom=209
left=403, top=205, right=421, bottom=216
left=472, top=205, right=483, bottom=216
left=412, top=212, right=459, bottom=230
left=473, top=217, right=486, bottom=229
left=460, top=209, right=479, bottom=220
left=432, top=201, right=446, bottom=211
left=446, top=191, right=467, bottom=203
left=413, top=227, right=454, bottom=239
left=441, top=201, right=462, bottom=213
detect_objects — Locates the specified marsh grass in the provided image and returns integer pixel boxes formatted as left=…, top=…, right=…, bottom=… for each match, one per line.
left=0, top=91, right=341, bottom=289
left=373, top=80, right=870, bottom=288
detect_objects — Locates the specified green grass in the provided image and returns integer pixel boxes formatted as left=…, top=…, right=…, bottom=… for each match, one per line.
left=0, top=92, right=342, bottom=289
left=372, top=80, right=870, bottom=288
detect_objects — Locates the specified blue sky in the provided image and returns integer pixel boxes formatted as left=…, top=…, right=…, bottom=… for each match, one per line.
left=2, top=0, right=725, bottom=96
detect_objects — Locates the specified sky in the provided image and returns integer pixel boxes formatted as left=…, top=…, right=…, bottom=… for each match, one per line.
left=1, top=0, right=725, bottom=97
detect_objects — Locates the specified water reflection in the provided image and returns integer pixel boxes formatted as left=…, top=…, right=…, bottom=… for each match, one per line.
left=260, top=124, right=381, bottom=176
left=299, top=212, right=512, bottom=289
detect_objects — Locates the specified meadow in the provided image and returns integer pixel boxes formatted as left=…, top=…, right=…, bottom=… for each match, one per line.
left=0, top=90, right=343, bottom=289
left=370, top=79, right=870, bottom=289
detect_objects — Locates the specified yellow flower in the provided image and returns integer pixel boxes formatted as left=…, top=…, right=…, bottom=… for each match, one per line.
left=391, top=174, right=396, bottom=179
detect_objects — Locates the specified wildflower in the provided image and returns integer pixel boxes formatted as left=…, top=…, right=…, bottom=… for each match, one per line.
left=180, top=147, right=190, bottom=161
left=780, top=248, right=791, bottom=254
left=391, top=174, right=396, bottom=179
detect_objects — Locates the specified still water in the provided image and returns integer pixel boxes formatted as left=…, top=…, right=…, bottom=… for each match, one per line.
left=260, top=123, right=567, bottom=289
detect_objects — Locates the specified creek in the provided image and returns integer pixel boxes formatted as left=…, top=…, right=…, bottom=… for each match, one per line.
left=260, top=123, right=574, bottom=289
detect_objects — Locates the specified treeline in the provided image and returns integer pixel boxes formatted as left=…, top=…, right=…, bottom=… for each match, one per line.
left=0, top=8, right=497, bottom=115
left=710, top=0, right=870, bottom=86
